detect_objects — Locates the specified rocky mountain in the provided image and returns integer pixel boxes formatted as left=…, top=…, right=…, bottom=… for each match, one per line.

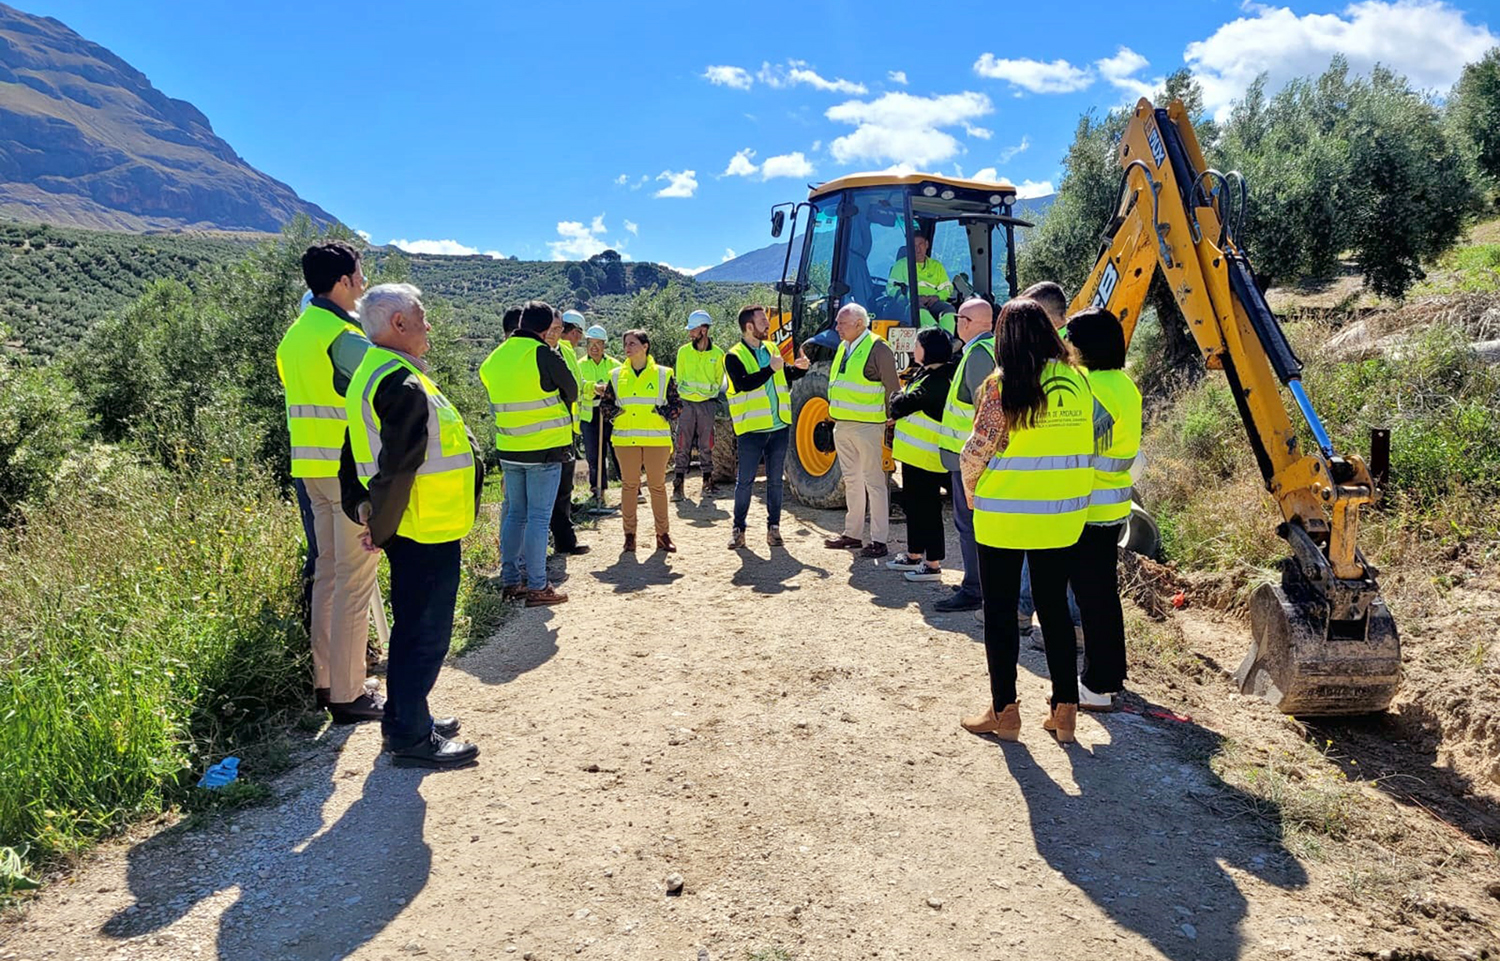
left=0, top=3, right=333, bottom=233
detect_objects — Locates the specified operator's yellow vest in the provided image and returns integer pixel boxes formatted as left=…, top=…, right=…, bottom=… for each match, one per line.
left=725, top=341, right=790, bottom=435
left=891, top=370, right=947, bottom=474
left=610, top=361, right=673, bottom=448
left=1086, top=368, right=1142, bottom=525
left=346, top=347, right=476, bottom=544
left=939, top=334, right=995, bottom=455
left=275, top=304, right=368, bottom=478
left=478, top=336, right=573, bottom=453
left=828, top=333, right=885, bottom=423
left=973, top=361, right=1095, bottom=549
left=674, top=343, right=726, bottom=402
left=577, top=353, right=619, bottom=423
left=559, top=344, right=583, bottom=435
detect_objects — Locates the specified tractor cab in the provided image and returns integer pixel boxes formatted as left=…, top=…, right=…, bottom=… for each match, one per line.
left=763, top=172, right=1032, bottom=508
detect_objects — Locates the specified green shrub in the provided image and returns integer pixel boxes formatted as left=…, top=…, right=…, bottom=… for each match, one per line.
left=0, top=346, right=85, bottom=521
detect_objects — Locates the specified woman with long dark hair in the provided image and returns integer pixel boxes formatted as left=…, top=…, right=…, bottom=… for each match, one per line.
left=958, top=298, right=1095, bottom=743
left=886, top=327, right=956, bottom=581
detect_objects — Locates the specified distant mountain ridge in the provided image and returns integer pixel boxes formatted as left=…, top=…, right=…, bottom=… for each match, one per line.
left=698, top=193, right=1055, bottom=284
left=0, top=3, right=334, bottom=232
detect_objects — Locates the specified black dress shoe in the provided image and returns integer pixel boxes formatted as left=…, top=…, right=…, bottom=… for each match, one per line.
left=390, top=731, right=480, bottom=770
left=935, top=590, right=983, bottom=613
left=566, top=544, right=591, bottom=556
left=315, top=687, right=330, bottom=709
left=328, top=691, right=386, bottom=724
left=433, top=716, right=461, bottom=738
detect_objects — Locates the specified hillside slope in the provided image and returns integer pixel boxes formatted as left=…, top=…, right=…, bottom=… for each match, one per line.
left=0, top=3, right=334, bottom=232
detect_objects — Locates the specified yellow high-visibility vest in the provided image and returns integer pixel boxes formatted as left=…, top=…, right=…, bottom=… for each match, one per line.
left=1086, top=368, right=1142, bottom=525
left=828, top=333, right=885, bottom=424
left=725, top=341, right=789, bottom=435
left=577, top=353, right=619, bottom=423
left=891, top=369, right=946, bottom=473
left=275, top=304, right=367, bottom=478
left=938, top=334, right=995, bottom=455
left=674, top=343, right=726, bottom=402
left=346, top=347, right=476, bottom=544
left=478, top=336, right=573, bottom=453
left=973, top=361, right=1095, bottom=549
left=559, top=344, right=583, bottom=435
left=610, top=361, right=674, bottom=448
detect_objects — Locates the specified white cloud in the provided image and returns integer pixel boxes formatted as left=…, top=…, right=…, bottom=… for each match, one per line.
left=888, top=70, right=908, bottom=86
left=998, top=136, right=1031, bottom=163
left=654, top=170, right=699, bottom=199
left=631, top=175, right=649, bottom=191
left=623, top=219, right=639, bottom=236
left=388, top=238, right=504, bottom=258
left=704, top=65, right=753, bottom=90
left=758, top=60, right=867, bottom=94
left=723, top=148, right=759, bottom=177
left=1186, top=1, right=1500, bottom=117
left=973, top=53, right=1093, bottom=93
left=971, top=167, right=1000, bottom=183
left=660, top=261, right=715, bottom=277
left=355, top=229, right=371, bottom=242
left=547, top=216, right=626, bottom=261
left=722, top=248, right=737, bottom=262
left=826, top=91, right=993, bottom=168
left=1017, top=179, right=1054, bottom=199
left=1096, top=46, right=1160, bottom=100
left=760, top=151, right=814, bottom=180
left=614, top=173, right=629, bottom=186
left=963, top=123, right=994, bottom=140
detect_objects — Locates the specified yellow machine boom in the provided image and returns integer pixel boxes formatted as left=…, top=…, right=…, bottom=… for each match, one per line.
left=1071, top=98, right=1400, bottom=715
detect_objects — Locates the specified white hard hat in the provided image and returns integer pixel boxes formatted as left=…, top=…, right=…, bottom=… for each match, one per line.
left=299, top=290, right=313, bottom=310
left=585, top=324, right=608, bottom=341
left=561, top=309, right=586, bottom=329
left=685, top=310, right=712, bottom=330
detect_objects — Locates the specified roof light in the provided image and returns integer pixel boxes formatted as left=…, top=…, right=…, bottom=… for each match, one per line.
left=939, top=189, right=955, bottom=200
left=1002, top=192, right=1017, bottom=206
left=922, top=185, right=938, bottom=197
left=989, top=194, right=1003, bottom=205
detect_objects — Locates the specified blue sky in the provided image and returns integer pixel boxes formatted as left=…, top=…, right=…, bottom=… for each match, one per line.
left=17, top=0, right=1500, bottom=271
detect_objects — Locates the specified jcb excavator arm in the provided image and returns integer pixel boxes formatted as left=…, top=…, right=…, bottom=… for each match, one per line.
left=1070, top=98, right=1400, bottom=715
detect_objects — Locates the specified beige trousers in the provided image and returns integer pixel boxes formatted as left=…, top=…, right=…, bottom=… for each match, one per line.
left=833, top=421, right=890, bottom=545
left=302, top=476, right=380, bottom=703
left=616, top=445, right=671, bottom=536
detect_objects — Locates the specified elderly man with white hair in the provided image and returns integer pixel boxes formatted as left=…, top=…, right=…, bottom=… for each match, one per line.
left=339, top=282, right=483, bottom=771
left=822, top=302, right=900, bottom=558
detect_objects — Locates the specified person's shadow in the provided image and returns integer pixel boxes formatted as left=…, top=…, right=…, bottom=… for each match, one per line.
left=999, top=719, right=1307, bottom=960
left=589, top=549, right=685, bottom=593
left=456, top=608, right=560, bottom=686
left=102, top=746, right=432, bottom=961
left=675, top=494, right=731, bottom=528
left=730, top=545, right=830, bottom=595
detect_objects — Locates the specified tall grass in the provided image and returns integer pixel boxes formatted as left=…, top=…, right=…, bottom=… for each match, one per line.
left=0, top=453, right=307, bottom=863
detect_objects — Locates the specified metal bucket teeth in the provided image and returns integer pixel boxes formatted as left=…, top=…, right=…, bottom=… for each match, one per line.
left=1234, top=582, right=1401, bottom=716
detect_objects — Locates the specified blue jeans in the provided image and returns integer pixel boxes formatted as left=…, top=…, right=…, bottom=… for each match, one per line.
left=733, top=427, right=790, bottom=530
left=1019, top=554, right=1081, bottom=625
left=383, top=535, right=461, bottom=748
left=949, top=469, right=981, bottom=595
left=500, top=461, right=562, bottom=591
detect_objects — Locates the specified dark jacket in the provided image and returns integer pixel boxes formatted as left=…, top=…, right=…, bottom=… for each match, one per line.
left=888, top=361, right=955, bottom=423
left=723, top=338, right=808, bottom=393
left=339, top=355, right=485, bottom=548
left=495, top=330, right=580, bottom=464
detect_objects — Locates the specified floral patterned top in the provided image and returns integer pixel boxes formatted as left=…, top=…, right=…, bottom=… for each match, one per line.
left=959, top=372, right=1010, bottom=506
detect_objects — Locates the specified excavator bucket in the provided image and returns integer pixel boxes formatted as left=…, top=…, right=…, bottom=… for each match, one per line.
left=1234, top=582, right=1402, bottom=716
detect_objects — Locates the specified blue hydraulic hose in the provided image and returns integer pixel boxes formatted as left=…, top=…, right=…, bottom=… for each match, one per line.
left=1288, top=379, right=1334, bottom=458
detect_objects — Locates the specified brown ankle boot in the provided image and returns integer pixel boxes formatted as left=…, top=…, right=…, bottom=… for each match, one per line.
left=623, top=533, right=636, bottom=552
left=1043, top=703, right=1077, bottom=743
left=656, top=532, right=677, bottom=553
left=961, top=702, right=1021, bottom=740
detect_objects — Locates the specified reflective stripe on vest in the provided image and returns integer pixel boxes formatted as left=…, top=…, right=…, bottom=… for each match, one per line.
left=892, top=411, right=946, bottom=472
left=560, top=345, right=583, bottom=435
left=346, top=348, right=476, bottom=544
left=828, top=333, right=885, bottom=423
left=611, top=362, right=673, bottom=447
left=675, top=343, right=725, bottom=402
left=1086, top=368, right=1143, bottom=524
left=725, top=341, right=790, bottom=435
left=577, top=354, right=619, bottom=422
left=276, top=304, right=367, bottom=478
left=479, top=336, right=573, bottom=453
left=973, top=360, right=1095, bottom=549
left=939, top=336, right=995, bottom=454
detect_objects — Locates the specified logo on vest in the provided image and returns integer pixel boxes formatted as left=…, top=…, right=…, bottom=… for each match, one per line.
left=1042, top=374, right=1082, bottom=408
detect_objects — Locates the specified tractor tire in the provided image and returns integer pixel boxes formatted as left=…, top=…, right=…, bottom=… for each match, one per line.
left=785, top=363, right=847, bottom=510
left=711, top=416, right=738, bottom=482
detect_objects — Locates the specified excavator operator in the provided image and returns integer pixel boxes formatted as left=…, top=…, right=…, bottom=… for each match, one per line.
left=887, top=234, right=955, bottom=326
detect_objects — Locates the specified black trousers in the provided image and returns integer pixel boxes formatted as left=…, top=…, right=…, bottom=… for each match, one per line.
left=383, top=536, right=461, bottom=748
left=901, top=464, right=946, bottom=562
left=977, top=543, right=1080, bottom=709
left=1072, top=523, right=1128, bottom=693
left=550, top=457, right=578, bottom=551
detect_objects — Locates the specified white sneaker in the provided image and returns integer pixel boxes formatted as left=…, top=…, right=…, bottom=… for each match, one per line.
left=904, top=567, right=942, bottom=582
left=1078, top=678, right=1114, bottom=712
left=885, top=554, right=924, bottom=571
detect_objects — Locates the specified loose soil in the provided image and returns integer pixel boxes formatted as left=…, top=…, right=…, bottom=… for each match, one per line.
left=4, top=482, right=1499, bottom=961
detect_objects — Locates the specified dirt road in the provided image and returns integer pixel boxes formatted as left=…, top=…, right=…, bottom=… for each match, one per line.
left=4, top=481, right=1498, bottom=960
